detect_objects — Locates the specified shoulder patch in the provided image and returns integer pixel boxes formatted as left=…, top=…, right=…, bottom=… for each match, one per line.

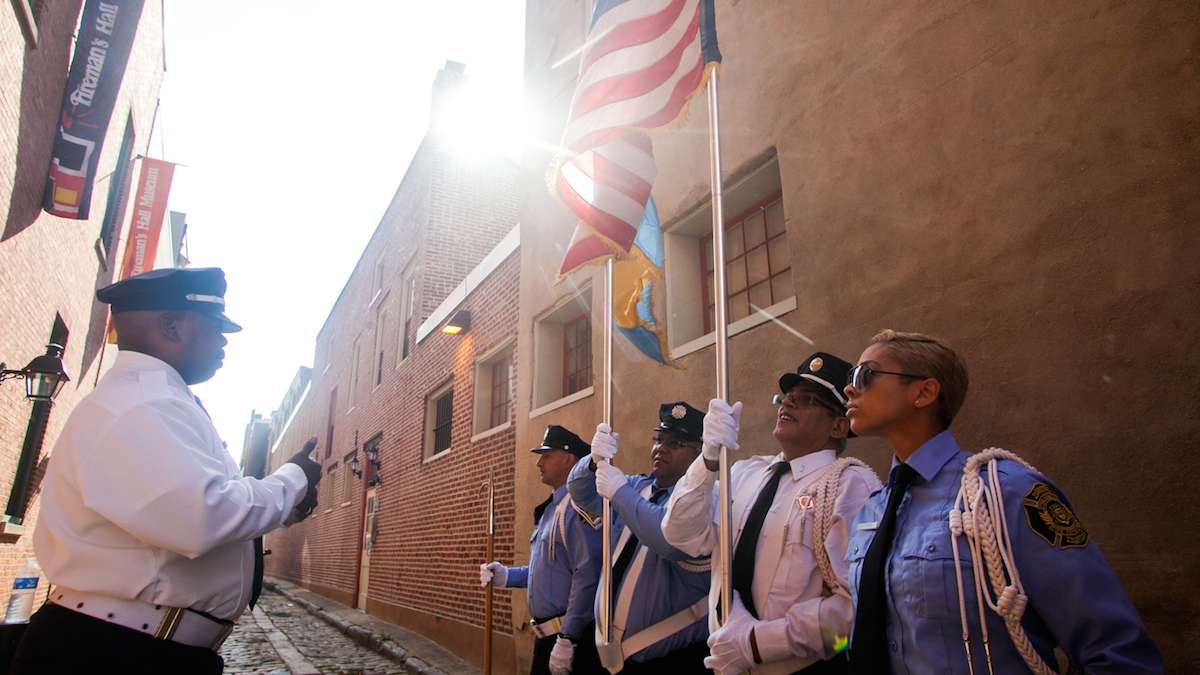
left=1022, top=483, right=1088, bottom=549
left=570, top=499, right=601, bottom=530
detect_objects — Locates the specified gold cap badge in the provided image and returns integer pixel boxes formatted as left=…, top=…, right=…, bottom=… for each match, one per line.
left=809, top=357, right=824, bottom=372
left=671, top=405, right=687, bottom=419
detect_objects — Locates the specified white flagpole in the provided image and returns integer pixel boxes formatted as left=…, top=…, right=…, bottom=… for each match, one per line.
left=599, top=257, right=615, bottom=644
left=706, top=68, right=734, bottom=627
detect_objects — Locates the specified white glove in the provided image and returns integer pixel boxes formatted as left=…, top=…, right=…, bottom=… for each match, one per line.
left=704, top=592, right=758, bottom=675
left=702, top=398, right=743, bottom=461
left=590, top=423, right=619, bottom=464
left=595, top=461, right=627, bottom=499
left=549, top=635, right=575, bottom=675
left=479, top=561, right=508, bottom=588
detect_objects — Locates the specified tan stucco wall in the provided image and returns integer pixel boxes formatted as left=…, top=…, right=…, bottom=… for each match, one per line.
left=516, top=0, right=1198, bottom=670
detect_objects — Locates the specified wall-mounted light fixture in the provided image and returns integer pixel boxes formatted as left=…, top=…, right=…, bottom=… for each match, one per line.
left=0, top=343, right=70, bottom=403
left=364, top=442, right=382, bottom=486
left=349, top=452, right=362, bottom=479
left=442, top=309, right=471, bottom=335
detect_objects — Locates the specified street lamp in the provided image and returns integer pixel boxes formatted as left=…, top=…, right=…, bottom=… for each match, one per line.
left=0, top=343, right=70, bottom=403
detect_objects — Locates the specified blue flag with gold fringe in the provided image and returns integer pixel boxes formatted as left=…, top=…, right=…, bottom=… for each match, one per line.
left=612, top=198, right=669, bottom=364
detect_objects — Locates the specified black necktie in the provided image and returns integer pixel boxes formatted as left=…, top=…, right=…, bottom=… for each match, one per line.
left=609, top=487, right=668, bottom=606
left=849, top=462, right=919, bottom=675
left=533, top=495, right=553, bottom=527
left=196, top=394, right=265, bottom=610
left=249, top=538, right=264, bottom=609
left=731, top=462, right=791, bottom=619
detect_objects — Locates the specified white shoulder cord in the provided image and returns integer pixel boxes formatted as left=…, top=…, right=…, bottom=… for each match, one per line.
left=810, top=457, right=878, bottom=594
left=948, top=448, right=1055, bottom=675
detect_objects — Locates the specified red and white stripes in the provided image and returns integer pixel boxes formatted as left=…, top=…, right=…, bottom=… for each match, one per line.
left=556, top=0, right=710, bottom=275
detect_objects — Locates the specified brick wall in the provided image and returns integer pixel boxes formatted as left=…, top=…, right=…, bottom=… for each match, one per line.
left=0, top=0, right=163, bottom=608
left=422, top=141, right=522, bottom=317
left=264, top=127, right=523, bottom=671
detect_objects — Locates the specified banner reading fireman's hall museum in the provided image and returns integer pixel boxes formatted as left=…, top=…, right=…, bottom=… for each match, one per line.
left=106, top=157, right=175, bottom=344
left=43, top=0, right=146, bottom=219
left=117, top=158, right=175, bottom=279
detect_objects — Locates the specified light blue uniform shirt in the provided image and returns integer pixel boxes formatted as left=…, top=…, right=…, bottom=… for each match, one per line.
left=568, top=457, right=709, bottom=662
left=846, top=431, right=1163, bottom=674
left=506, top=483, right=601, bottom=640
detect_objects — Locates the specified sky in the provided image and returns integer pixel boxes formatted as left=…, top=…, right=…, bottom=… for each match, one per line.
left=157, top=1, right=528, bottom=461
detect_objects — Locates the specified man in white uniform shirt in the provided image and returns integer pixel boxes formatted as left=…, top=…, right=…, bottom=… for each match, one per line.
left=11, top=267, right=322, bottom=675
left=662, top=352, right=880, bottom=675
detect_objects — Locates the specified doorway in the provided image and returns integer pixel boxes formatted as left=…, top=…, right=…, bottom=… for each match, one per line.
left=357, top=487, right=378, bottom=609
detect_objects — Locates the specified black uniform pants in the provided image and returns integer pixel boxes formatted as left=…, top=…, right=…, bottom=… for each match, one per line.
left=531, top=622, right=605, bottom=675
left=10, top=602, right=224, bottom=674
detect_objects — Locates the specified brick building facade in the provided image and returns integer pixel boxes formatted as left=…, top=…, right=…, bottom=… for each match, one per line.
left=0, top=0, right=164, bottom=608
left=262, top=62, right=525, bottom=672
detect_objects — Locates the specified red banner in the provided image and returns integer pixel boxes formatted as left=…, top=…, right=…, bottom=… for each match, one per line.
left=117, top=158, right=175, bottom=280
left=107, top=158, right=176, bottom=343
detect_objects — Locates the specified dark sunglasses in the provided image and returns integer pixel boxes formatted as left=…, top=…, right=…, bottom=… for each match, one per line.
left=771, top=392, right=838, bottom=415
left=847, top=363, right=930, bottom=391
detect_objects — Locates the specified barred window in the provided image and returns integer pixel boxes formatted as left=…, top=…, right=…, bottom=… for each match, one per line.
left=562, top=314, right=591, bottom=396
left=425, top=382, right=454, bottom=458
left=701, top=193, right=791, bottom=331
left=489, top=354, right=512, bottom=428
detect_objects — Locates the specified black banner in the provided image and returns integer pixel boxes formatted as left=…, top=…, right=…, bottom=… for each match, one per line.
left=43, top=0, right=146, bottom=219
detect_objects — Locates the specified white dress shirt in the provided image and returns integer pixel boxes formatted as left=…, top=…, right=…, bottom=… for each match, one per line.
left=33, top=350, right=309, bottom=621
left=662, top=449, right=880, bottom=675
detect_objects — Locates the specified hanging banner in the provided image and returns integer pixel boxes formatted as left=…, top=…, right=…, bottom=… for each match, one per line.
left=117, top=158, right=175, bottom=279
left=43, top=0, right=147, bottom=219
left=106, top=158, right=175, bottom=343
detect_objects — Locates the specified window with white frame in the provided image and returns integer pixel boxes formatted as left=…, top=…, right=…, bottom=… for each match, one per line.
left=348, top=337, right=361, bottom=410
left=373, top=258, right=386, bottom=298
left=319, top=328, right=335, bottom=374
left=700, top=193, right=791, bottom=332
left=397, top=271, right=418, bottom=363
left=424, top=381, right=454, bottom=458
left=324, top=387, right=338, bottom=460
left=373, top=308, right=387, bottom=388
left=99, top=116, right=136, bottom=256
left=664, top=154, right=794, bottom=352
left=342, top=450, right=356, bottom=503
left=532, top=288, right=593, bottom=410
left=473, top=342, right=513, bottom=434
left=322, top=463, right=336, bottom=512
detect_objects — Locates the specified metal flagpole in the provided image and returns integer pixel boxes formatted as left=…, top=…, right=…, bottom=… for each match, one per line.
left=706, top=68, right=734, bottom=627
left=481, top=475, right=495, bottom=675
left=599, top=258, right=615, bottom=643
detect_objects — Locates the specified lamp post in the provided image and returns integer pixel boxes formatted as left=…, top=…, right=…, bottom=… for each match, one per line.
left=1, top=343, right=71, bottom=525
left=0, top=343, right=70, bottom=403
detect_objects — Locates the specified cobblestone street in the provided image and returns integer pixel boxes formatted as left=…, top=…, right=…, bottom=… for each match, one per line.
left=221, top=590, right=411, bottom=675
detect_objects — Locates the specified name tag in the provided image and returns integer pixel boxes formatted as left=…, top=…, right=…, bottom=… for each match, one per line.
left=856, top=521, right=879, bottom=532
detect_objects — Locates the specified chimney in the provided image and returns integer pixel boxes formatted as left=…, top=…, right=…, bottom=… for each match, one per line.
left=430, top=60, right=468, bottom=128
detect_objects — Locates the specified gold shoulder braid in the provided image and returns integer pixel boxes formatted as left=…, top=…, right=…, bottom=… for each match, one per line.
left=1022, top=483, right=1089, bottom=549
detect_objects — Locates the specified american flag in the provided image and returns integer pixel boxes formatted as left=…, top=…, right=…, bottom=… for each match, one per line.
left=557, top=0, right=721, bottom=276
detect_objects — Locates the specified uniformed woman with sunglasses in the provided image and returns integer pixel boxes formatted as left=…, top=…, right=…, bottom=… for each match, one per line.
left=841, top=330, right=1162, bottom=675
